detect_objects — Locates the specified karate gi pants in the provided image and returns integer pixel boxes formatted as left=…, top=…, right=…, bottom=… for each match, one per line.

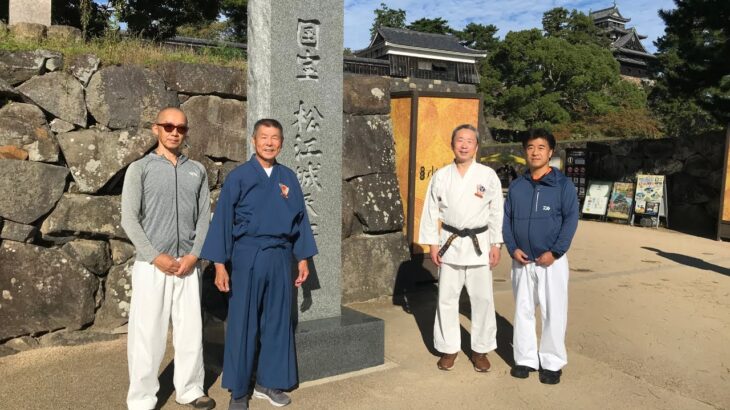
left=511, top=256, right=569, bottom=372
left=434, top=263, right=497, bottom=354
left=126, top=261, right=205, bottom=410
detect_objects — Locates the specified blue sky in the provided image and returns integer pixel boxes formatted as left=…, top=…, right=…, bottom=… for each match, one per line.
left=94, top=0, right=675, bottom=53
left=344, top=0, right=676, bottom=53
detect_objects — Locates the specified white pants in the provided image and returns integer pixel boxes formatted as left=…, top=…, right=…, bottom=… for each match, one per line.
left=126, top=261, right=205, bottom=410
left=511, top=256, right=569, bottom=371
left=434, top=263, right=497, bottom=354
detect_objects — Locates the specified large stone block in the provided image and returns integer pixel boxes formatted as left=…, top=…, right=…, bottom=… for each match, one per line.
left=0, top=220, right=37, bottom=242
left=684, top=154, right=715, bottom=178
left=0, top=49, right=61, bottom=86
left=0, top=241, right=98, bottom=340
left=109, top=239, right=135, bottom=265
left=343, top=75, right=391, bottom=115
left=57, top=128, right=156, bottom=193
left=158, top=62, right=246, bottom=99
left=342, top=180, right=356, bottom=239
left=343, top=114, right=396, bottom=179
left=67, top=54, right=100, bottom=86
left=0, top=102, right=59, bottom=162
left=17, top=72, right=87, bottom=127
left=46, top=25, right=82, bottom=43
left=86, top=66, right=178, bottom=129
left=0, top=145, right=28, bottom=160
left=181, top=96, right=247, bottom=161
left=8, top=22, right=47, bottom=42
left=342, top=232, right=409, bottom=303
left=40, top=194, right=125, bottom=239
left=9, top=0, right=51, bottom=26
left=0, top=78, right=28, bottom=102
left=94, top=259, right=133, bottom=330
left=62, top=240, right=112, bottom=276
left=0, top=160, right=68, bottom=224
left=350, top=173, right=405, bottom=233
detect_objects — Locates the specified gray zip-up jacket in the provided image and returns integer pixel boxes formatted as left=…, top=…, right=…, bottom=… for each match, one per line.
left=121, top=152, right=211, bottom=262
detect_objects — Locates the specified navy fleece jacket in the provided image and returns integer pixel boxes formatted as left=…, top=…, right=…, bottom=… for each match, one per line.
left=502, top=167, right=579, bottom=261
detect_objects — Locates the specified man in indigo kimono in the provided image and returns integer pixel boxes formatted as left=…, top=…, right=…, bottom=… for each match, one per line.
left=201, top=118, right=318, bottom=410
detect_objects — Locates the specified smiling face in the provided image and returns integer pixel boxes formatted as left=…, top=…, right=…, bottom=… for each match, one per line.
left=152, top=108, right=188, bottom=153
left=252, top=124, right=283, bottom=165
left=524, top=137, right=554, bottom=172
left=451, top=128, right=478, bottom=164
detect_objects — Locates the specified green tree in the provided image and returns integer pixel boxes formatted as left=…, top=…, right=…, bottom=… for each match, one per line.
left=484, top=29, right=648, bottom=131
left=542, top=7, right=609, bottom=47
left=457, top=23, right=499, bottom=52
left=52, top=0, right=111, bottom=37
left=407, top=17, right=452, bottom=34
left=649, top=0, right=730, bottom=136
left=370, top=3, right=406, bottom=38
left=113, top=0, right=221, bottom=39
left=220, top=0, right=247, bottom=42
left=542, top=7, right=569, bottom=37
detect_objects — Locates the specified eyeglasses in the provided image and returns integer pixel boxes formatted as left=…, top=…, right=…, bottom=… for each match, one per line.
left=156, top=123, right=189, bottom=134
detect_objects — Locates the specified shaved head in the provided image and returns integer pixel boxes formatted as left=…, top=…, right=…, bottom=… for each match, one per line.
left=156, top=107, right=187, bottom=124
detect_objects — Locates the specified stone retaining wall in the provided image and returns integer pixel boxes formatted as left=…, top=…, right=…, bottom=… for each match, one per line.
left=0, top=50, right=410, bottom=352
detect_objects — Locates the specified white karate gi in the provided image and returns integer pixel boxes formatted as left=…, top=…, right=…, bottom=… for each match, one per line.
left=419, top=162, right=503, bottom=354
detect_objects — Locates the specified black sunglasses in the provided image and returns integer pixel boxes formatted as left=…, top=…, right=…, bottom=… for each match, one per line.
left=156, top=123, right=189, bottom=134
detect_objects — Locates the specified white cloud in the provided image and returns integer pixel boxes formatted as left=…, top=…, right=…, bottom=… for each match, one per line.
left=344, top=0, right=676, bottom=53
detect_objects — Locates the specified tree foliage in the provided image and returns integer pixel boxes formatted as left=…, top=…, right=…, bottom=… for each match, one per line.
left=370, top=3, right=406, bottom=38
left=52, top=0, right=111, bottom=37
left=482, top=29, right=651, bottom=135
left=649, top=0, right=730, bottom=136
left=220, top=0, right=247, bottom=42
left=542, top=7, right=609, bottom=47
left=407, top=17, right=452, bottom=35
left=457, top=22, right=499, bottom=52
left=112, top=0, right=221, bottom=39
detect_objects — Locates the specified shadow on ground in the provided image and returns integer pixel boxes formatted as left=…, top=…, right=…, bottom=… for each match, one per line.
left=642, top=246, right=730, bottom=277
left=393, top=255, right=516, bottom=366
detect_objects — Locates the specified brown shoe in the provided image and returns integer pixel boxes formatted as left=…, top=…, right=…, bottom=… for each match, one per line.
left=437, top=353, right=458, bottom=370
left=471, top=352, right=491, bottom=372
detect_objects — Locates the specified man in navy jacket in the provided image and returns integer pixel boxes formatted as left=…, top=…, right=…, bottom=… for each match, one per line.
left=502, top=129, right=579, bottom=385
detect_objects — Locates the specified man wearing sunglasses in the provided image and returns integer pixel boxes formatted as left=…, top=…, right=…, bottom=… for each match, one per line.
left=122, top=107, right=215, bottom=410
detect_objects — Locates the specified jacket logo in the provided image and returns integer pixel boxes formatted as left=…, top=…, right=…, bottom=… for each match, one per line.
left=188, top=171, right=198, bottom=177
left=542, top=205, right=551, bottom=211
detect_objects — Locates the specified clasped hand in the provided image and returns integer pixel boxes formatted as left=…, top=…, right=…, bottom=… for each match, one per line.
left=153, top=254, right=198, bottom=276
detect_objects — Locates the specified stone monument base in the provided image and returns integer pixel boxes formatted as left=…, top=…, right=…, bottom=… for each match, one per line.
left=295, top=307, right=384, bottom=382
left=202, top=306, right=384, bottom=385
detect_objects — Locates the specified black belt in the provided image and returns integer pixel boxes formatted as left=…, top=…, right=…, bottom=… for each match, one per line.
left=438, top=223, right=488, bottom=257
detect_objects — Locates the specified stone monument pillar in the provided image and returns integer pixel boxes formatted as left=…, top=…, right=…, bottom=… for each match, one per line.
left=247, top=0, right=384, bottom=381
left=9, top=0, right=52, bottom=26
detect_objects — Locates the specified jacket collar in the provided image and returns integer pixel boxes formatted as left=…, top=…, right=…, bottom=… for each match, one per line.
left=148, top=151, right=188, bottom=166
left=523, top=166, right=559, bottom=187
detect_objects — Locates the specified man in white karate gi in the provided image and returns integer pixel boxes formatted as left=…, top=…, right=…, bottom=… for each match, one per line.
left=419, top=124, right=504, bottom=372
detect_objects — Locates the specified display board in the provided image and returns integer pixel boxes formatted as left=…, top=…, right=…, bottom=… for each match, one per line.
left=607, top=182, right=635, bottom=220
left=582, top=180, right=612, bottom=216
left=632, top=174, right=668, bottom=228
left=565, top=148, right=588, bottom=202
